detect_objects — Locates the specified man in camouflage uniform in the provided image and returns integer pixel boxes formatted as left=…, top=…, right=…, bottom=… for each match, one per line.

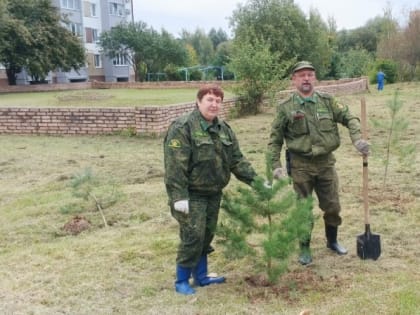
left=164, top=84, right=257, bottom=295
left=268, top=61, right=370, bottom=265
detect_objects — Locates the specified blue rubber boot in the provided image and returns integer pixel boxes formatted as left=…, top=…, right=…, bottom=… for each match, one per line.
left=192, top=255, right=225, bottom=286
left=175, top=265, right=196, bottom=295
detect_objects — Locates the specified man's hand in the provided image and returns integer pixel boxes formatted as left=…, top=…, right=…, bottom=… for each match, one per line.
left=273, top=167, right=286, bottom=180
left=353, top=139, right=370, bottom=155
left=174, top=200, right=189, bottom=214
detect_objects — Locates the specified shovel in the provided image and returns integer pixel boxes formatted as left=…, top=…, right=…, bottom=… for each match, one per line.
left=356, top=97, right=381, bottom=260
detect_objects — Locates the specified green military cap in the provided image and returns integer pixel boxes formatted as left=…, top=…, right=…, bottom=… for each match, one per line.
left=292, top=61, right=315, bottom=74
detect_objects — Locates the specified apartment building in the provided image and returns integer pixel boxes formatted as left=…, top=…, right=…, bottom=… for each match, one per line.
left=8, top=0, right=134, bottom=85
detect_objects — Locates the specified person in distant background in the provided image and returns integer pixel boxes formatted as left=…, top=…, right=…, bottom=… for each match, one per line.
left=164, top=84, right=257, bottom=295
left=268, top=61, right=370, bottom=265
left=376, top=70, right=385, bottom=91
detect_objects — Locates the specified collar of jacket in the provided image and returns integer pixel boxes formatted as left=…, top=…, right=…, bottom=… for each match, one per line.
left=294, top=92, right=318, bottom=105
left=194, top=109, right=221, bottom=132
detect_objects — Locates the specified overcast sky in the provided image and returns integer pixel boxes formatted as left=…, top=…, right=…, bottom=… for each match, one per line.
left=132, top=0, right=419, bottom=37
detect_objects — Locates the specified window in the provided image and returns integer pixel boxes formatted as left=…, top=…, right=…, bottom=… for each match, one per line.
left=91, top=3, right=97, bottom=17
left=92, top=29, right=99, bottom=42
left=85, top=28, right=99, bottom=43
left=68, top=22, right=83, bottom=37
left=109, top=2, right=124, bottom=16
left=94, top=55, right=102, bottom=68
left=113, top=54, right=128, bottom=66
left=61, top=0, right=81, bottom=10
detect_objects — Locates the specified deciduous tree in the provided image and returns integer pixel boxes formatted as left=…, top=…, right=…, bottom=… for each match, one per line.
left=99, top=22, right=187, bottom=81
left=0, top=0, right=85, bottom=85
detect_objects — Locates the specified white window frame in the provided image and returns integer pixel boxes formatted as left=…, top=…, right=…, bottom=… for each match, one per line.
left=113, top=54, right=128, bottom=66
left=61, top=0, right=81, bottom=10
left=68, top=22, right=83, bottom=37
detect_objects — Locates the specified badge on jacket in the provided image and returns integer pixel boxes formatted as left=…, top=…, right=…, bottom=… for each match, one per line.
left=168, top=139, right=181, bottom=148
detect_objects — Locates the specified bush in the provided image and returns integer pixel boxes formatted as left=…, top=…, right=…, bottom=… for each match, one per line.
left=370, top=59, right=398, bottom=84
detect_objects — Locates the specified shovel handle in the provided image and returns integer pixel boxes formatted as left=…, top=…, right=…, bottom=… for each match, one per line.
left=361, top=97, right=369, bottom=225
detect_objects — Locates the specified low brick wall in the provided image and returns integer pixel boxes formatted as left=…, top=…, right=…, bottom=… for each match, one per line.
left=0, top=99, right=236, bottom=136
left=0, top=78, right=368, bottom=136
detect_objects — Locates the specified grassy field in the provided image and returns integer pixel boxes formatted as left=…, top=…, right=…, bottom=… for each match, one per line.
left=0, top=88, right=236, bottom=108
left=0, top=83, right=419, bottom=314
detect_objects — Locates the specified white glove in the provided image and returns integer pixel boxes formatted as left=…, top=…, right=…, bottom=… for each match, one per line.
left=273, top=167, right=286, bottom=180
left=264, top=181, right=272, bottom=189
left=174, top=200, right=189, bottom=214
left=353, top=139, right=370, bottom=155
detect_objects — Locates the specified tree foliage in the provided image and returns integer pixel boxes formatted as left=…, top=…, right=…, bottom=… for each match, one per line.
left=180, top=28, right=215, bottom=65
left=99, top=22, right=188, bottom=82
left=217, top=154, right=313, bottom=283
left=228, top=0, right=304, bottom=114
left=228, top=39, right=289, bottom=116
left=0, top=0, right=85, bottom=85
left=208, top=27, right=229, bottom=50
left=60, top=168, right=124, bottom=228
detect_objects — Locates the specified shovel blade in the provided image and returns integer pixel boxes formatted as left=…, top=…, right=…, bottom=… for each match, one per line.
left=357, top=232, right=381, bottom=260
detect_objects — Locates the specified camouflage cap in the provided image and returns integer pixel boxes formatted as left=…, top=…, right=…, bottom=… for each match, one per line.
left=292, top=61, right=315, bottom=74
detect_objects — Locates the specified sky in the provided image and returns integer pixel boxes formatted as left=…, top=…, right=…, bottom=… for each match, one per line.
left=132, top=0, right=419, bottom=37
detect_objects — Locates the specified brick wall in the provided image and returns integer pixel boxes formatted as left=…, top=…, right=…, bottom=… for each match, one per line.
left=0, top=78, right=368, bottom=136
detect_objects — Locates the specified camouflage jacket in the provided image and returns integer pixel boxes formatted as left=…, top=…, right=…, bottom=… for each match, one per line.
left=268, top=91, right=362, bottom=169
left=164, top=109, right=256, bottom=202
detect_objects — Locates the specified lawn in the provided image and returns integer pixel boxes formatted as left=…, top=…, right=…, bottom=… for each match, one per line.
left=0, top=83, right=419, bottom=314
left=0, top=88, right=236, bottom=108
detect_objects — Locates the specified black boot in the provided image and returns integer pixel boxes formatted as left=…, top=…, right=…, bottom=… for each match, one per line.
left=298, top=240, right=312, bottom=265
left=325, top=225, right=348, bottom=255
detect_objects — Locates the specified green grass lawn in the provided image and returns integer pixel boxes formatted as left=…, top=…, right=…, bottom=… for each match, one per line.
left=0, top=88, right=236, bottom=108
left=0, top=83, right=419, bottom=314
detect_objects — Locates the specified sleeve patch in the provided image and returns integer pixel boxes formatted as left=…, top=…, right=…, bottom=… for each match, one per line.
left=168, top=139, right=182, bottom=148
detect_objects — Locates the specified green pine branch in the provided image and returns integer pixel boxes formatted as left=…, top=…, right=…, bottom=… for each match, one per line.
left=217, top=153, right=313, bottom=284
left=371, top=90, right=416, bottom=186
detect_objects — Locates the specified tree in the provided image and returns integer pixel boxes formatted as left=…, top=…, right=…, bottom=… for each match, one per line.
left=230, top=0, right=316, bottom=72
left=0, top=0, right=85, bottom=85
left=401, top=11, right=420, bottom=78
left=180, top=28, right=215, bottom=65
left=212, top=41, right=235, bottom=80
left=370, top=91, right=415, bottom=186
left=337, top=48, right=374, bottom=78
left=99, top=21, right=152, bottom=82
left=228, top=39, right=290, bottom=116
left=208, top=27, right=229, bottom=49
left=228, top=0, right=325, bottom=114
left=306, top=8, right=333, bottom=79
left=99, top=22, right=187, bottom=82
left=217, top=155, right=313, bottom=283
left=0, top=0, right=8, bottom=52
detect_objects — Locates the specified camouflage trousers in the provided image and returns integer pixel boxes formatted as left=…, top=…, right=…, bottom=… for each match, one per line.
left=171, top=192, right=222, bottom=268
left=290, top=153, right=342, bottom=227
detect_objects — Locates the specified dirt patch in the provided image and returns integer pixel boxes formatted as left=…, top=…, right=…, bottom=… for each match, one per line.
left=61, top=215, right=92, bottom=235
left=369, top=185, right=415, bottom=214
left=245, top=268, right=345, bottom=303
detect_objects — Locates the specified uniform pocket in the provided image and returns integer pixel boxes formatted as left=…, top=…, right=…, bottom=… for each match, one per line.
left=290, top=111, right=308, bottom=135
left=318, top=115, right=334, bottom=131
left=195, top=138, right=215, bottom=161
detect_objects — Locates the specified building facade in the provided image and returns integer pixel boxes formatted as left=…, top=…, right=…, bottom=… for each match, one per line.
left=3, top=0, right=134, bottom=86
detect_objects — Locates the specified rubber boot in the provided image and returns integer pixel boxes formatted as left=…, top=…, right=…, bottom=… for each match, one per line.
left=298, top=240, right=312, bottom=265
left=192, top=255, right=225, bottom=286
left=175, top=265, right=196, bottom=295
left=325, top=225, right=348, bottom=255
